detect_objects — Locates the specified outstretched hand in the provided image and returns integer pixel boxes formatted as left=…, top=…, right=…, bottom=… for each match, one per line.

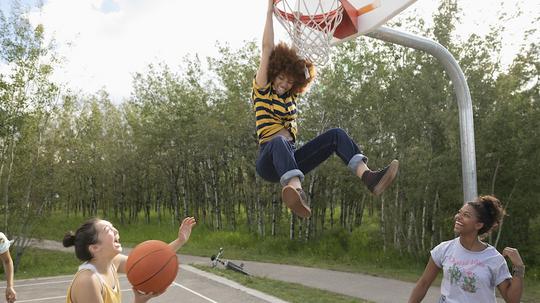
left=502, top=247, right=524, bottom=267
left=132, top=288, right=163, bottom=303
left=177, top=217, right=197, bottom=245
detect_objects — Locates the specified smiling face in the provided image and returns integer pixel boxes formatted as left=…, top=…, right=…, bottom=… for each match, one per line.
left=454, top=204, right=484, bottom=236
left=272, top=73, right=295, bottom=95
left=89, top=220, right=122, bottom=258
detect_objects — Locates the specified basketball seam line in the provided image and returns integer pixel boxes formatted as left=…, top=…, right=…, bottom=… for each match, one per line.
left=126, top=248, right=167, bottom=274
left=132, top=255, right=178, bottom=288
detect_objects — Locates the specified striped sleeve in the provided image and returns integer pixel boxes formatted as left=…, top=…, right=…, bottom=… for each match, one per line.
left=252, top=78, right=271, bottom=100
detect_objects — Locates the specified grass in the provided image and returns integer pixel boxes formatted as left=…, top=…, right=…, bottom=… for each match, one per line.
left=178, top=223, right=431, bottom=283
left=11, top=211, right=540, bottom=302
left=1, top=248, right=369, bottom=302
left=31, top=212, right=177, bottom=247
left=193, top=264, right=371, bottom=303
left=1, top=248, right=79, bottom=280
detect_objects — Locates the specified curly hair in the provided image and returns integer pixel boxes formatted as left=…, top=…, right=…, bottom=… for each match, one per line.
left=467, top=195, right=506, bottom=235
left=267, top=42, right=316, bottom=94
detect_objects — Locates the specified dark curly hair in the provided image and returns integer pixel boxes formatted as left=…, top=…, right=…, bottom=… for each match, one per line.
left=467, top=195, right=506, bottom=235
left=267, top=42, right=316, bottom=94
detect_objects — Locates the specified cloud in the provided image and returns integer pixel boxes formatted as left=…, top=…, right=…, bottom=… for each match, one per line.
left=20, top=0, right=538, bottom=103
left=25, top=0, right=279, bottom=103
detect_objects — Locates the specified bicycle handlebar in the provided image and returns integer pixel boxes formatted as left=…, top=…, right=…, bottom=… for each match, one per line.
left=209, top=247, right=249, bottom=275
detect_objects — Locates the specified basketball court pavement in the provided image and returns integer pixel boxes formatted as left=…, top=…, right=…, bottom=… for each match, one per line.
left=1, top=263, right=286, bottom=303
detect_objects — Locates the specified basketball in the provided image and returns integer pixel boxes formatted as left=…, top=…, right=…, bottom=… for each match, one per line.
left=126, top=240, right=179, bottom=293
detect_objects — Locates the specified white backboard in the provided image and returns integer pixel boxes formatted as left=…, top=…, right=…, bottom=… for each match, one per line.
left=333, top=0, right=417, bottom=44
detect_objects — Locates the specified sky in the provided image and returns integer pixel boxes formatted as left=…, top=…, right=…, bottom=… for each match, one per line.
left=1, top=0, right=538, bottom=103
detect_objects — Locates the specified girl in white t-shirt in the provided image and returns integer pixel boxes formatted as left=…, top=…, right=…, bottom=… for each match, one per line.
left=408, top=195, right=524, bottom=303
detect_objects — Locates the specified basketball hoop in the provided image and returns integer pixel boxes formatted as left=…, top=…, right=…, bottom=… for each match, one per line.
left=273, top=0, right=344, bottom=66
left=273, top=0, right=382, bottom=66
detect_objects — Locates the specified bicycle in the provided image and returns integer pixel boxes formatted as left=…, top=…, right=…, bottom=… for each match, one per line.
left=210, top=247, right=249, bottom=276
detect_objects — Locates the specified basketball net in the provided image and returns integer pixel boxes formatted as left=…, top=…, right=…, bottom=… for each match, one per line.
left=273, top=0, right=344, bottom=66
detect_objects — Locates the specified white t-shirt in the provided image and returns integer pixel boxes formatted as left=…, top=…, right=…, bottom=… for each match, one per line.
left=0, top=232, right=13, bottom=254
left=431, top=237, right=511, bottom=303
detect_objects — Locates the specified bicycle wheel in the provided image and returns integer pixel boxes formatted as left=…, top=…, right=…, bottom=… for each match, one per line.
left=226, top=261, right=249, bottom=276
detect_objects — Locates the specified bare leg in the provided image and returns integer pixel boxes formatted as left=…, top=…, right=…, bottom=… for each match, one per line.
left=360, top=160, right=399, bottom=196
left=286, top=176, right=302, bottom=189
left=282, top=177, right=310, bottom=218
left=355, top=161, right=369, bottom=178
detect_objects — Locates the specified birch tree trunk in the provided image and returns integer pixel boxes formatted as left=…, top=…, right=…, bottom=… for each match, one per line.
left=431, top=190, right=439, bottom=249
left=2, top=134, right=16, bottom=234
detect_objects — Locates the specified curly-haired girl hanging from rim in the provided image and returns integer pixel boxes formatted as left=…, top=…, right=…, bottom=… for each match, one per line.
left=253, top=0, right=399, bottom=218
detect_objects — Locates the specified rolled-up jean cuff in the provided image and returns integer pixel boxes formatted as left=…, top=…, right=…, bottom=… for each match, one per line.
left=347, top=154, right=368, bottom=174
left=280, top=169, right=305, bottom=186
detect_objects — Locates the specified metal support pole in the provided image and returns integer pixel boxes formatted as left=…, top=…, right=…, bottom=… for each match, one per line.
left=366, top=26, right=478, bottom=203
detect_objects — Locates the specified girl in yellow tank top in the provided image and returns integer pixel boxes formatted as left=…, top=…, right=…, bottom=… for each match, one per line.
left=62, top=217, right=196, bottom=303
left=66, top=263, right=121, bottom=303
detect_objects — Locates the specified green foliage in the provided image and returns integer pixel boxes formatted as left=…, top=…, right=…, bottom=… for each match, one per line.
left=350, top=219, right=383, bottom=249
left=0, top=1, right=61, bottom=273
left=1, top=0, right=539, bottom=289
left=13, top=205, right=540, bottom=301
left=0, top=248, right=79, bottom=280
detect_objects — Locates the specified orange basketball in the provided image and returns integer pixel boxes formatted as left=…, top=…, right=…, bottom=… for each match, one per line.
left=126, top=240, right=179, bottom=293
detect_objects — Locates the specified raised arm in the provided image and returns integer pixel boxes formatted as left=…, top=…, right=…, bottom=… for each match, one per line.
left=169, top=217, right=196, bottom=252
left=255, top=0, right=275, bottom=88
left=408, top=257, right=440, bottom=303
left=497, top=247, right=524, bottom=303
left=114, top=217, right=196, bottom=274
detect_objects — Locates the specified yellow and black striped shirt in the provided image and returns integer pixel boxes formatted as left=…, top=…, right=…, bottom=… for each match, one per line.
left=252, top=79, right=298, bottom=144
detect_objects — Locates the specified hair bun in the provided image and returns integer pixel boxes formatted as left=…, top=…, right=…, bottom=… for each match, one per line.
left=483, top=199, right=496, bottom=213
left=472, top=195, right=506, bottom=236
left=480, top=195, right=505, bottom=218
left=62, top=232, right=76, bottom=247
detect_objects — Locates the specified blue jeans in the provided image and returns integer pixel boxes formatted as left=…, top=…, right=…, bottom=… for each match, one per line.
left=256, top=128, right=367, bottom=186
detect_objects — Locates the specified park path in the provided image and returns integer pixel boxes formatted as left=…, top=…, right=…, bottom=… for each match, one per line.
left=26, top=238, right=458, bottom=303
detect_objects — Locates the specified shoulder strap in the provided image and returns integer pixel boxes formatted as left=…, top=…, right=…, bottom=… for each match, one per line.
left=78, top=262, right=120, bottom=291
left=110, top=263, right=119, bottom=291
left=78, top=262, right=107, bottom=285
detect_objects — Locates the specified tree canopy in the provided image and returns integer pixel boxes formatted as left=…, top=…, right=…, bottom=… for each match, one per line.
left=1, top=0, right=539, bottom=274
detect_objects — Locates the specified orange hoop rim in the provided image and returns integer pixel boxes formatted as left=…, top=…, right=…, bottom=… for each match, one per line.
left=273, top=0, right=342, bottom=25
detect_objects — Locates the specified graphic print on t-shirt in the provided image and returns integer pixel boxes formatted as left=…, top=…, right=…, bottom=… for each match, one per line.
left=432, top=238, right=513, bottom=302
left=448, top=261, right=479, bottom=293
